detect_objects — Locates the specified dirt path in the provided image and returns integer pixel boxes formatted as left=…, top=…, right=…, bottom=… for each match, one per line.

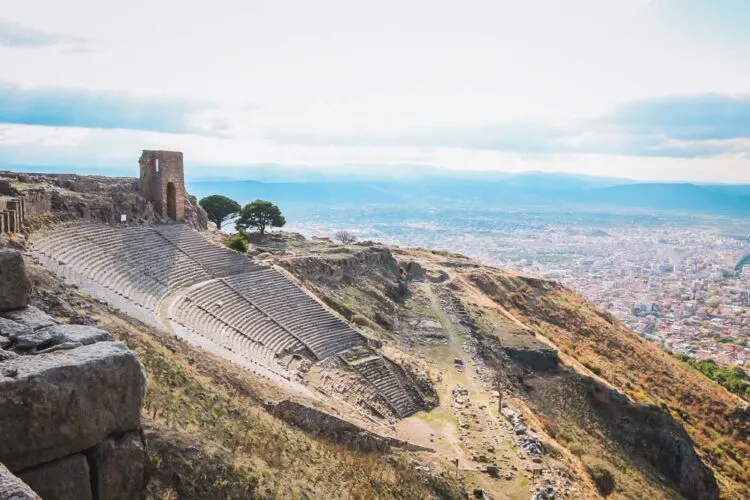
left=395, top=283, right=535, bottom=499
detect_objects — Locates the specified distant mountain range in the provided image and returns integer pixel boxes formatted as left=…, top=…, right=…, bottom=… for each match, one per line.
left=187, top=172, right=750, bottom=216
left=4, top=162, right=749, bottom=216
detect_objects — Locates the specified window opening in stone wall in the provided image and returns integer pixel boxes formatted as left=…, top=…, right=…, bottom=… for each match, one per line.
left=155, top=158, right=160, bottom=172
left=166, top=182, right=177, bottom=220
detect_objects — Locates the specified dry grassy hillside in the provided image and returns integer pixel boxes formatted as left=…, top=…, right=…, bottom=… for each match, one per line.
left=25, top=259, right=465, bottom=500
left=269, top=235, right=748, bottom=499
left=468, top=270, right=749, bottom=498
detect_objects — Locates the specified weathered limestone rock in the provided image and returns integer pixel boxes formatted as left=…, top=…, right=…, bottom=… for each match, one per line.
left=1, top=310, right=111, bottom=353
left=0, top=250, right=32, bottom=312
left=0, top=350, right=17, bottom=362
left=0, top=342, right=147, bottom=470
left=0, top=317, right=32, bottom=339
left=17, top=454, right=92, bottom=500
left=36, top=341, right=83, bottom=354
left=0, top=462, right=41, bottom=500
left=1, top=307, right=55, bottom=331
left=88, top=431, right=147, bottom=500
left=403, top=261, right=424, bottom=281
left=7, top=328, right=55, bottom=351
left=34, top=324, right=112, bottom=347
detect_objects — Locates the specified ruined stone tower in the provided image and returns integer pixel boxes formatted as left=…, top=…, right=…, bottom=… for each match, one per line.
left=138, top=150, right=186, bottom=222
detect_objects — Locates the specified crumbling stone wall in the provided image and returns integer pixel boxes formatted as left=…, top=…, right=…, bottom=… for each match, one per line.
left=139, top=150, right=186, bottom=222
left=0, top=196, right=25, bottom=234
left=0, top=250, right=148, bottom=500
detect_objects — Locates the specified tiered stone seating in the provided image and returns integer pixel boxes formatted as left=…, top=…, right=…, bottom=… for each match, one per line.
left=33, top=227, right=167, bottom=310
left=156, top=225, right=259, bottom=277
left=225, top=270, right=367, bottom=359
left=32, top=221, right=418, bottom=418
left=168, top=298, right=295, bottom=384
left=171, top=293, right=287, bottom=367
left=175, top=279, right=306, bottom=357
left=341, top=347, right=417, bottom=418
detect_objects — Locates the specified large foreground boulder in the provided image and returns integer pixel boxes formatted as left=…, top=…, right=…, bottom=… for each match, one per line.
left=0, top=250, right=32, bottom=312
left=0, top=341, right=147, bottom=470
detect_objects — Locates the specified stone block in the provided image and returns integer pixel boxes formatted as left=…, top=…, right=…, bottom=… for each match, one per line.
left=34, top=324, right=112, bottom=347
left=0, top=342, right=147, bottom=470
left=0, top=317, right=33, bottom=339
left=0, top=250, right=32, bottom=312
left=88, top=431, right=146, bottom=500
left=17, top=454, right=91, bottom=500
left=1, top=307, right=55, bottom=331
left=0, top=462, right=41, bottom=500
left=0, top=179, right=12, bottom=196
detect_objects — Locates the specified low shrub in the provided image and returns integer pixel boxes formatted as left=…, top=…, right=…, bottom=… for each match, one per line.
left=582, top=361, right=603, bottom=376
left=226, top=234, right=248, bottom=253
left=587, top=464, right=616, bottom=496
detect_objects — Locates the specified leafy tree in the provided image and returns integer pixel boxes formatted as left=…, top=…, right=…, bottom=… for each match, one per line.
left=199, top=195, right=241, bottom=230
left=235, top=200, right=286, bottom=236
left=335, top=230, right=357, bottom=244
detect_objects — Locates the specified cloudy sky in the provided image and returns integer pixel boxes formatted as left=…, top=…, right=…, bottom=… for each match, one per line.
left=1, top=0, right=749, bottom=182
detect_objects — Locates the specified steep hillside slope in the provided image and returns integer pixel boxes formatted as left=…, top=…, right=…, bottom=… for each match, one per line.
left=269, top=234, right=748, bottom=499
left=469, top=270, right=748, bottom=497
left=23, top=257, right=464, bottom=499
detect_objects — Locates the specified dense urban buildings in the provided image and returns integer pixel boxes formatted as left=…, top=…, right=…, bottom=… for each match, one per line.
left=285, top=207, right=750, bottom=368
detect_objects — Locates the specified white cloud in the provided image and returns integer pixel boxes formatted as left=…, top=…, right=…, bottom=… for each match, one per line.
left=0, top=0, right=749, bottom=182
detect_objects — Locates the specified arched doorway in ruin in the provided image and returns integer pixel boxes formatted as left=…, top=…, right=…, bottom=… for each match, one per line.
left=166, top=182, right=177, bottom=220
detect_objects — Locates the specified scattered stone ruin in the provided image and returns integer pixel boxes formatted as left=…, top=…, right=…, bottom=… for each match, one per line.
left=139, top=150, right=186, bottom=222
left=0, top=179, right=51, bottom=235
left=0, top=249, right=147, bottom=500
left=0, top=150, right=206, bottom=231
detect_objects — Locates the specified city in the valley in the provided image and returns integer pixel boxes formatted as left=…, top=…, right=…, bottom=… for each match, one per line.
left=280, top=205, right=750, bottom=367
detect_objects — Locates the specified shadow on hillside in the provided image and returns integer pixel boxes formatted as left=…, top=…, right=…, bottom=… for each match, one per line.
left=523, top=368, right=719, bottom=500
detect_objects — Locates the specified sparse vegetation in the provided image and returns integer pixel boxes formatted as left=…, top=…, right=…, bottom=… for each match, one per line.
left=225, top=233, right=248, bottom=253
left=674, top=354, right=750, bottom=401
left=582, top=361, right=603, bottom=376
left=335, top=230, right=357, bottom=244
left=586, top=462, right=615, bottom=496
left=475, top=270, right=750, bottom=496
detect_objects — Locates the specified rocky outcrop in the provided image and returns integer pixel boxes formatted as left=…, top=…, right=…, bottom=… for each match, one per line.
left=282, top=244, right=402, bottom=286
left=0, top=171, right=208, bottom=231
left=0, top=250, right=32, bottom=311
left=503, top=344, right=559, bottom=371
left=0, top=256, right=148, bottom=500
left=401, top=261, right=424, bottom=281
left=0, top=463, right=40, bottom=500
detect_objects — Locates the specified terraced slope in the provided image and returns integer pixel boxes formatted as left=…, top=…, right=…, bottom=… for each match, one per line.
left=31, top=222, right=417, bottom=417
